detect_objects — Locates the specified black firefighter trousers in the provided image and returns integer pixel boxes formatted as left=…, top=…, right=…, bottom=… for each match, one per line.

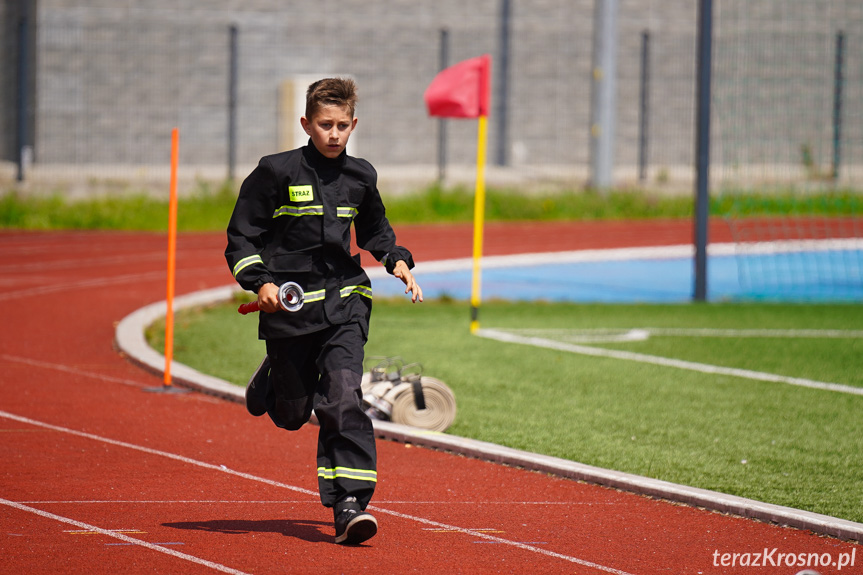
left=264, top=322, right=376, bottom=511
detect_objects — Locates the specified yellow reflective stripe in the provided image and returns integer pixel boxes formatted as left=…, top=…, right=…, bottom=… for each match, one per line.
left=303, top=289, right=326, bottom=303
left=340, top=285, right=373, bottom=300
left=273, top=205, right=324, bottom=218
left=337, top=206, right=358, bottom=219
left=317, top=466, right=377, bottom=483
left=272, top=287, right=368, bottom=305
left=232, top=255, right=264, bottom=278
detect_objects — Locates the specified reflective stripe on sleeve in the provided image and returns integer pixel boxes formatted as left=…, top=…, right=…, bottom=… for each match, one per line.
left=336, top=206, right=358, bottom=219
left=232, top=255, right=264, bottom=278
left=340, top=285, right=373, bottom=300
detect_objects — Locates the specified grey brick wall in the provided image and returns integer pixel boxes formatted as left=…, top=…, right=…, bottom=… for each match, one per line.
left=0, top=0, right=33, bottom=166
left=3, top=0, right=862, bottom=189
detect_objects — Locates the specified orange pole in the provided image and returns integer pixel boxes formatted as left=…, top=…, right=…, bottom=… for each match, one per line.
left=164, top=127, right=179, bottom=386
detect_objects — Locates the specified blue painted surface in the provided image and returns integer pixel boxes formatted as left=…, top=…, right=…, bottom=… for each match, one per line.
left=373, top=250, right=863, bottom=303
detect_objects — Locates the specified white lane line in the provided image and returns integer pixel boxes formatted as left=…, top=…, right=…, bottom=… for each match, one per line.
left=0, top=271, right=166, bottom=301
left=0, top=252, right=166, bottom=273
left=1, top=354, right=152, bottom=389
left=0, top=266, right=224, bottom=301
left=22, top=500, right=319, bottom=505
left=0, top=498, right=252, bottom=575
left=476, top=328, right=863, bottom=397
left=370, top=506, right=634, bottom=575
left=21, top=499, right=621, bottom=506
left=0, top=410, right=635, bottom=575
left=0, top=410, right=317, bottom=498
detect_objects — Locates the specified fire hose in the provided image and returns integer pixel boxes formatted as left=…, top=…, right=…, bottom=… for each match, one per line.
left=361, top=357, right=457, bottom=432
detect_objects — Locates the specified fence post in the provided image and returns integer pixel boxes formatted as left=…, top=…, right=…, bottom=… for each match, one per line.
left=228, top=24, right=238, bottom=181
left=495, top=0, right=511, bottom=166
left=832, top=30, right=845, bottom=182
left=589, top=0, right=619, bottom=189
left=437, top=28, right=449, bottom=184
left=693, top=0, right=713, bottom=302
left=16, top=15, right=29, bottom=182
left=638, top=30, right=650, bottom=183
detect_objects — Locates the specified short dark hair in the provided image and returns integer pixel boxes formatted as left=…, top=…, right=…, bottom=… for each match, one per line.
left=305, top=77, right=358, bottom=120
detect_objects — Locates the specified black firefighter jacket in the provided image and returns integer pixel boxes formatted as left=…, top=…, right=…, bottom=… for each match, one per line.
left=225, top=143, right=414, bottom=340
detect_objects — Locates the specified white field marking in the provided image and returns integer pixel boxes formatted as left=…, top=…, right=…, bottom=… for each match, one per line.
left=508, top=329, right=651, bottom=344
left=1, top=354, right=153, bottom=389
left=629, top=327, right=863, bottom=339
left=476, top=328, right=863, bottom=397
left=0, top=410, right=635, bottom=575
left=507, top=327, right=863, bottom=341
left=0, top=499, right=252, bottom=575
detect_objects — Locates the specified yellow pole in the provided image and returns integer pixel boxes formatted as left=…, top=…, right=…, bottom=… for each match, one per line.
left=470, top=114, right=488, bottom=333
left=164, top=127, right=179, bottom=386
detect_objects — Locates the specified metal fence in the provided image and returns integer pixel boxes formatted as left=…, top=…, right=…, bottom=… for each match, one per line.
left=1, top=0, right=862, bottom=196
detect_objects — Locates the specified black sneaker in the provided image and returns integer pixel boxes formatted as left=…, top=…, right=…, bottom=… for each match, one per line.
left=245, top=356, right=270, bottom=417
left=334, top=504, right=378, bottom=545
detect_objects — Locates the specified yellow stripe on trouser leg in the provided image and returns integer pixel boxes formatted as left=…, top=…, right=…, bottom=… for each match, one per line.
left=317, top=466, right=378, bottom=483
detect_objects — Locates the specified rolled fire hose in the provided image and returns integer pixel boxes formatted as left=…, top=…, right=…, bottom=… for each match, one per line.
left=361, top=359, right=457, bottom=432
left=388, top=376, right=457, bottom=432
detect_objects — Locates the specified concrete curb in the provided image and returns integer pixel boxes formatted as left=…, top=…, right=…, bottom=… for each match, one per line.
left=114, top=286, right=863, bottom=544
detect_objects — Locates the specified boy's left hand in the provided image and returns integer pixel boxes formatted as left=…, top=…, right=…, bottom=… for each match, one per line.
left=393, top=260, right=423, bottom=303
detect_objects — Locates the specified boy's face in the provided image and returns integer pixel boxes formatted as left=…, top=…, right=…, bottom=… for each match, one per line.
left=301, top=105, right=357, bottom=159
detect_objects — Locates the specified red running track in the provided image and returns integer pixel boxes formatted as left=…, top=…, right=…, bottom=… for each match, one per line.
left=1, top=222, right=860, bottom=575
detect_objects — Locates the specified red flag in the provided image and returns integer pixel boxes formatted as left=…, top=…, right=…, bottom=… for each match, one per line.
left=424, top=54, right=491, bottom=118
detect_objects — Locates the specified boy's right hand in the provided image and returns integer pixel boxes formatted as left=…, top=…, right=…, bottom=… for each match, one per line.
left=257, top=282, right=281, bottom=313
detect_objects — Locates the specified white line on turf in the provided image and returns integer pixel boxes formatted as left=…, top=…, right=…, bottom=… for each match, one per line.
left=0, top=410, right=635, bottom=575
left=476, top=328, right=863, bottom=397
left=0, top=498, right=251, bottom=575
left=642, top=327, right=863, bottom=338
left=505, top=327, right=863, bottom=340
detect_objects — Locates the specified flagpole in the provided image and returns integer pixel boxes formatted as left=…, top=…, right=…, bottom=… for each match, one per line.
left=470, top=113, right=488, bottom=334
left=421, top=53, right=490, bottom=333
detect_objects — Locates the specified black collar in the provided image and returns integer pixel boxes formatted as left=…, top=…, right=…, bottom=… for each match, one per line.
left=302, top=140, right=347, bottom=169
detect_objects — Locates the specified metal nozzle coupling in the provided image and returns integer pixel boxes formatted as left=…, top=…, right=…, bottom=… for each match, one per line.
left=277, top=281, right=304, bottom=312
